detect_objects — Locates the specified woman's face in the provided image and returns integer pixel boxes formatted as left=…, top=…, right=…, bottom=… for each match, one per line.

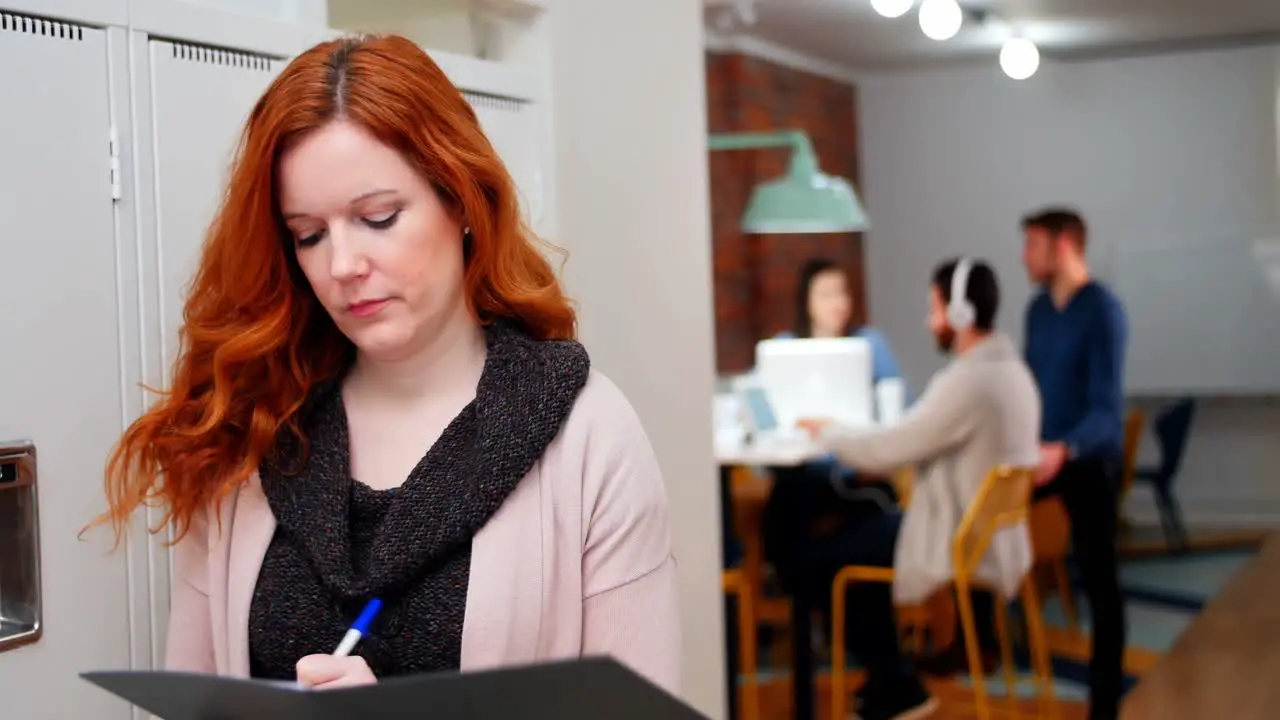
left=278, top=120, right=469, bottom=362
left=807, top=268, right=853, bottom=336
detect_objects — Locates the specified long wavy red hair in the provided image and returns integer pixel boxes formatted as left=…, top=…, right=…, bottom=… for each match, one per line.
left=97, top=35, right=575, bottom=545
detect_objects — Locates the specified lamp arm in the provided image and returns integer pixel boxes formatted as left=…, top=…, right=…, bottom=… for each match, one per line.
left=707, top=130, right=806, bottom=152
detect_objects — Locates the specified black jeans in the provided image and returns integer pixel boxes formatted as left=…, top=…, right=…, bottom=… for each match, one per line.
left=781, top=510, right=916, bottom=693
left=1033, top=458, right=1127, bottom=720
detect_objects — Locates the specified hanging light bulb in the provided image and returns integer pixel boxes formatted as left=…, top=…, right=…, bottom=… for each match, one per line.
left=870, top=0, right=915, bottom=19
left=918, top=0, right=962, bottom=41
left=1000, top=37, right=1041, bottom=80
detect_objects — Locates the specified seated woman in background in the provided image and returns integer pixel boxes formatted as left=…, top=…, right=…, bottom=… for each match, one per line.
left=778, top=257, right=903, bottom=385
left=773, top=256, right=908, bottom=481
left=763, top=257, right=907, bottom=529
left=760, top=257, right=909, bottom=700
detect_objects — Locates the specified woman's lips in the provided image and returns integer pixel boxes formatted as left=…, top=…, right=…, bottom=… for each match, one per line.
left=348, top=298, right=390, bottom=318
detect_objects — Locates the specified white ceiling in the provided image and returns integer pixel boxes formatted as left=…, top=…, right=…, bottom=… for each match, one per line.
left=705, top=0, right=1280, bottom=69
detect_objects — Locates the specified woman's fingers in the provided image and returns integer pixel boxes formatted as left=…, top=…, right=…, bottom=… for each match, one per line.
left=295, top=654, right=377, bottom=689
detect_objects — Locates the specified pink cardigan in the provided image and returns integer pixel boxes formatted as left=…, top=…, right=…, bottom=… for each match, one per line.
left=165, top=370, right=681, bottom=695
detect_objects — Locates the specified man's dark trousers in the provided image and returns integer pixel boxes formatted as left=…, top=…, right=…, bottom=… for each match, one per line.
left=1033, top=457, right=1127, bottom=720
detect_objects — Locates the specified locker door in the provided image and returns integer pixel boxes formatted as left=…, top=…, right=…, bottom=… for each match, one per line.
left=0, top=13, right=131, bottom=719
left=141, top=39, right=284, bottom=648
left=466, top=92, right=544, bottom=230
left=148, top=40, right=284, bottom=380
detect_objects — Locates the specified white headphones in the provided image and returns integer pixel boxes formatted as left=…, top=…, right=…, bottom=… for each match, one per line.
left=946, top=257, right=976, bottom=330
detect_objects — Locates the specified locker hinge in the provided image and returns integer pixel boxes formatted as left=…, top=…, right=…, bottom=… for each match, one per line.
left=108, top=125, right=122, bottom=202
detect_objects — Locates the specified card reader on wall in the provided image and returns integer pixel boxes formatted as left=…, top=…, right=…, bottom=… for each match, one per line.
left=0, top=440, right=41, bottom=653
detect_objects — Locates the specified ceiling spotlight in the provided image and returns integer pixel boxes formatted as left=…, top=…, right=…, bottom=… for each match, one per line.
left=918, top=0, right=963, bottom=41
left=870, top=0, right=915, bottom=19
left=1000, top=37, right=1040, bottom=80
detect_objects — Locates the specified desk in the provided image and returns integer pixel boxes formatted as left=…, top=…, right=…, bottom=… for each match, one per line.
left=715, top=441, right=823, bottom=468
left=717, top=441, right=823, bottom=720
left=1121, top=534, right=1280, bottom=720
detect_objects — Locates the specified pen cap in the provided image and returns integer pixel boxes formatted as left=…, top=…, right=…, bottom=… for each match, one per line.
left=353, top=598, right=383, bottom=635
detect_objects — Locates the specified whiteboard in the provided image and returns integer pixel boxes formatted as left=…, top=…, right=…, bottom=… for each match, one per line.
left=1113, top=243, right=1280, bottom=393
left=0, top=14, right=131, bottom=719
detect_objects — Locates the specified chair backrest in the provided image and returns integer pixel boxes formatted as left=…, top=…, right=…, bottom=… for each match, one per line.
left=1154, top=398, right=1196, bottom=478
left=892, top=466, right=915, bottom=509
left=952, top=465, right=1035, bottom=577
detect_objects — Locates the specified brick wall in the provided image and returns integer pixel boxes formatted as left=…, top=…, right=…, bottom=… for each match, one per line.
left=706, top=52, right=864, bottom=374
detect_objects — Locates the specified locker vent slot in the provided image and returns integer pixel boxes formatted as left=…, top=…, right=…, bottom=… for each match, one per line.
left=171, top=41, right=275, bottom=71
left=463, top=92, right=529, bottom=113
left=0, top=12, right=85, bottom=41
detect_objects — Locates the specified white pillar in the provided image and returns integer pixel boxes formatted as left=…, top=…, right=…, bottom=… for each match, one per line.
left=549, top=2, right=724, bottom=718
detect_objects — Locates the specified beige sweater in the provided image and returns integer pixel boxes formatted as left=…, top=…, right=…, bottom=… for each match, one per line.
left=164, top=370, right=681, bottom=694
left=820, top=333, right=1041, bottom=604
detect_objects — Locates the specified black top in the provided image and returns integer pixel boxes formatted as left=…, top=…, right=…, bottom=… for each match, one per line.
left=248, top=321, right=591, bottom=681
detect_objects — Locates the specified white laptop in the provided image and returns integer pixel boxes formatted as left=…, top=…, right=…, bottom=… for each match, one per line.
left=753, top=337, right=876, bottom=433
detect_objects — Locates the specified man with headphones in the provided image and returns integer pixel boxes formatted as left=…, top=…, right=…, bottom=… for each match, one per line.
left=797, top=257, right=1041, bottom=720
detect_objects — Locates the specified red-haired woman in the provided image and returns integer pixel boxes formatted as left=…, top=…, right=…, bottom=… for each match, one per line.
left=97, top=35, right=679, bottom=693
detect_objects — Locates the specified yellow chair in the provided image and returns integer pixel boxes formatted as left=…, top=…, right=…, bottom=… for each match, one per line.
left=726, top=466, right=793, bottom=662
left=893, top=466, right=916, bottom=509
left=830, top=466, right=1058, bottom=720
left=723, top=568, right=760, bottom=720
left=1031, top=498, right=1079, bottom=634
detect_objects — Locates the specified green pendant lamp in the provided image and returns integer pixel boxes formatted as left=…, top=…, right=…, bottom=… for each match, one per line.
left=708, top=130, right=870, bottom=234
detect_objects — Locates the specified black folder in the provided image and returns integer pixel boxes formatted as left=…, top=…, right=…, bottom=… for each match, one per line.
left=82, top=656, right=708, bottom=720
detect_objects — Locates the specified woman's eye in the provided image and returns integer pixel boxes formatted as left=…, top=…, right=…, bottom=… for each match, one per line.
left=364, top=209, right=401, bottom=230
left=295, top=230, right=324, bottom=248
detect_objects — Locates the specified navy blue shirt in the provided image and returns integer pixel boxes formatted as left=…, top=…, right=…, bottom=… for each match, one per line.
left=1024, top=282, right=1128, bottom=460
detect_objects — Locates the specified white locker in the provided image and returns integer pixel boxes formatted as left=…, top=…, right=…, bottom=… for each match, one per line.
left=466, top=92, right=544, bottom=228
left=146, top=40, right=286, bottom=378
left=0, top=13, right=132, bottom=720
left=129, top=38, right=286, bottom=661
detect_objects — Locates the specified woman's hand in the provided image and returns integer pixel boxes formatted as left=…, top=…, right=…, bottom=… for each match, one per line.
left=796, top=417, right=834, bottom=439
left=296, top=654, right=377, bottom=690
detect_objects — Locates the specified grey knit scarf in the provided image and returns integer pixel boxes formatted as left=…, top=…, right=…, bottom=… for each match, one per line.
left=248, top=321, right=590, bottom=680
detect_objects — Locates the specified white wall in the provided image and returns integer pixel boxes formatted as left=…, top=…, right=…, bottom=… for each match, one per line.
left=178, top=0, right=327, bottom=25
left=860, top=44, right=1280, bottom=526
left=550, top=1, right=724, bottom=718
left=328, top=0, right=476, bottom=55
left=327, top=0, right=538, bottom=60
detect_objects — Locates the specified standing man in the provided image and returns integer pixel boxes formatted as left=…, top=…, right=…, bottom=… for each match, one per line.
left=1021, top=208, right=1128, bottom=720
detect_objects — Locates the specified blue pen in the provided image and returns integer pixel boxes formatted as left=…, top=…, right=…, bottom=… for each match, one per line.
left=334, top=598, right=383, bottom=658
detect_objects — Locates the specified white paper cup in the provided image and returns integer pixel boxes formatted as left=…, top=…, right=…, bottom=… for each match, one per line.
left=875, top=378, right=906, bottom=426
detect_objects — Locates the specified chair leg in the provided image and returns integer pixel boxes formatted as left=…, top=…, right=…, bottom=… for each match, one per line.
left=994, top=596, right=1020, bottom=719
left=830, top=575, right=849, bottom=720
left=1021, top=577, right=1058, bottom=719
left=955, top=581, right=993, bottom=720
left=1052, top=560, right=1079, bottom=634
left=736, top=584, right=759, bottom=720
left=1155, top=487, right=1190, bottom=553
